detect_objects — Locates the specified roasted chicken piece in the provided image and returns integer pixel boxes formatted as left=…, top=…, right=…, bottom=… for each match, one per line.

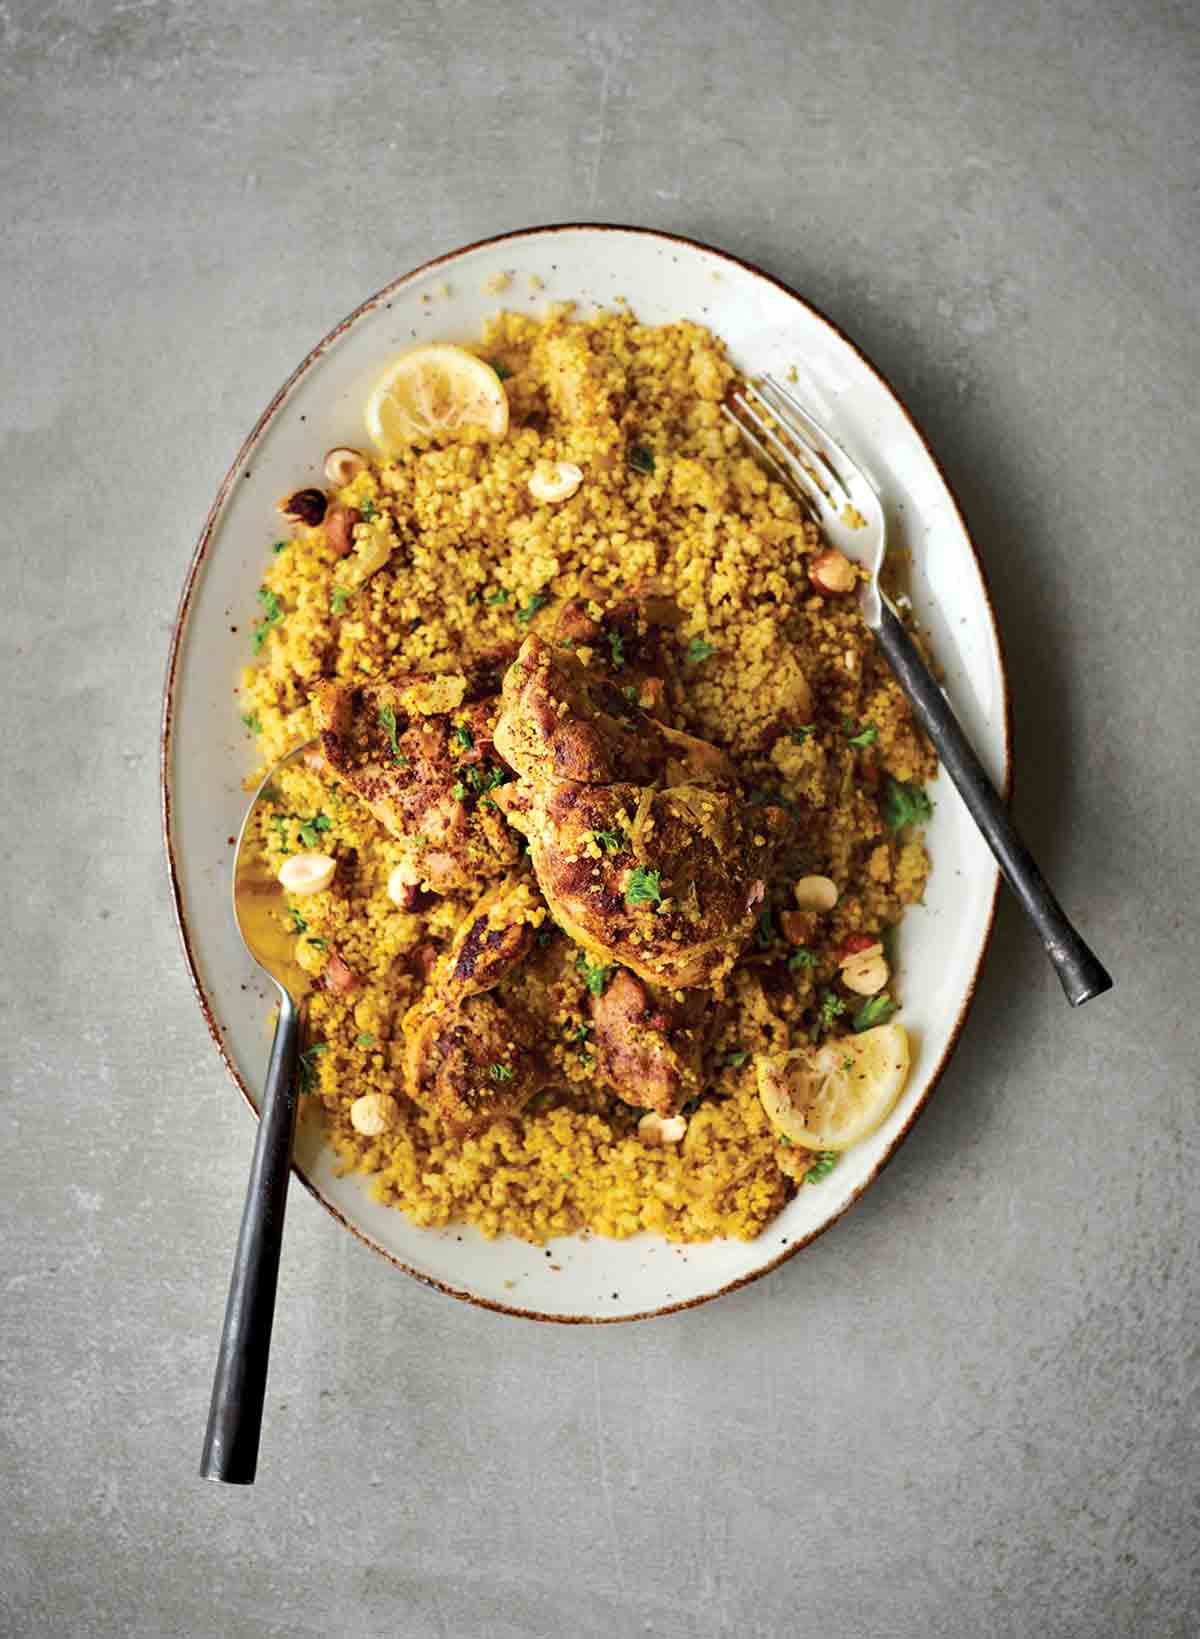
left=313, top=664, right=518, bottom=894
left=589, top=968, right=710, bottom=1118
left=401, top=880, right=552, bottom=1135
left=492, top=634, right=791, bottom=988
left=553, top=589, right=682, bottom=719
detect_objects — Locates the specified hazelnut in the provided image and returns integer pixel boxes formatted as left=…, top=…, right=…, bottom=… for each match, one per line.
left=809, top=548, right=856, bottom=596
left=793, top=874, right=838, bottom=912
left=324, top=503, right=360, bottom=558
left=349, top=1092, right=401, bottom=1137
left=278, top=852, right=336, bottom=896
left=840, top=947, right=889, bottom=996
left=528, top=461, right=583, bottom=503
left=387, top=863, right=431, bottom=911
left=637, top=1112, right=688, bottom=1146
left=278, top=487, right=328, bottom=527
left=324, top=447, right=368, bottom=486
left=321, top=952, right=360, bottom=995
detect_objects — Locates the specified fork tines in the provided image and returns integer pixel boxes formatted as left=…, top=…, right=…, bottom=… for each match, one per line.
left=722, top=375, right=854, bottom=518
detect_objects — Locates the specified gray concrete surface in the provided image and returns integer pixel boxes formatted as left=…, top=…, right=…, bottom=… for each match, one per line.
left=2, top=1, right=1197, bottom=1635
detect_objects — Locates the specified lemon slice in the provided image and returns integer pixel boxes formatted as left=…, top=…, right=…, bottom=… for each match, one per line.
left=756, top=1024, right=910, bottom=1150
left=365, top=344, right=509, bottom=452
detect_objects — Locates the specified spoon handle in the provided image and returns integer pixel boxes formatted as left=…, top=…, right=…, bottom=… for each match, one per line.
left=872, top=597, right=1112, bottom=1007
left=200, top=989, right=301, bottom=1483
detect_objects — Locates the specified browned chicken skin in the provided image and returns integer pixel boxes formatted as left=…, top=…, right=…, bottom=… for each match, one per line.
left=588, top=969, right=710, bottom=1118
left=313, top=661, right=518, bottom=895
left=401, top=880, right=552, bottom=1135
left=492, top=634, right=792, bottom=988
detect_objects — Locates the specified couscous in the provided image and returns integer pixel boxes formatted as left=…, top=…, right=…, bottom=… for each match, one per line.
left=237, top=305, right=935, bottom=1244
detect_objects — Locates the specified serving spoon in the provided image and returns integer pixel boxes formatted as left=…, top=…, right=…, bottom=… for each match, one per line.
left=200, top=739, right=320, bottom=1485
left=726, top=377, right=1112, bottom=1007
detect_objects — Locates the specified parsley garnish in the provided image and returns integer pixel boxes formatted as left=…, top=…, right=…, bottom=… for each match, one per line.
left=297, top=1043, right=327, bottom=1094
left=624, top=866, right=663, bottom=908
left=452, top=781, right=467, bottom=801
left=271, top=540, right=287, bottom=555
left=488, top=358, right=514, bottom=380
left=789, top=725, right=814, bottom=744
left=379, top=703, right=402, bottom=760
left=805, top=1151, right=840, bottom=1185
left=591, top=828, right=625, bottom=854
left=270, top=813, right=292, bottom=854
left=306, top=936, right=327, bottom=950
left=754, top=908, right=777, bottom=950
left=359, top=498, right=380, bottom=522
left=564, top=1022, right=591, bottom=1045
left=685, top=636, right=717, bottom=665
left=330, top=586, right=352, bottom=615
left=240, top=711, right=262, bottom=734
left=884, top=779, right=933, bottom=832
left=575, top=951, right=616, bottom=996
left=787, top=947, right=817, bottom=972
left=356, top=1033, right=376, bottom=1047
left=628, top=445, right=656, bottom=474
left=725, top=1050, right=751, bottom=1068
left=607, top=630, right=625, bottom=669
left=296, top=813, right=332, bottom=848
left=286, top=905, right=307, bottom=933
left=846, top=722, right=879, bottom=749
left=853, top=993, right=897, bottom=1032
left=252, top=586, right=283, bottom=652
left=449, top=724, right=474, bottom=753
left=812, top=990, right=846, bottom=1039
left=489, top=1062, right=514, bottom=1082
left=515, top=592, right=550, bottom=625
left=621, top=684, right=639, bottom=703
left=485, top=588, right=509, bottom=605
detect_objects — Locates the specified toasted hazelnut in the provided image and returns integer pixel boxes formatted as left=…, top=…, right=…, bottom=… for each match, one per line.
left=387, top=862, right=431, bottom=911
left=278, top=487, right=328, bottom=527
left=793, top=874, right=838, bottom=912
left=324, top=503, right=360, bottom=558
left=529, top=461, right=583, bottom=503
left=637, top=1112, right=688, bottom=1146
left=809, top=548, right=856, bottom=596
left=838, top=934, right=878, bottom=961
left=840, top=949, right=889, bottom=996
left=321, top=952, right=360, bottom=995
left=349, top=1092, right=401, bottom=1137
left=278, top=852, right=336, bottom=896
left=324, top=447, right=368, bottom=486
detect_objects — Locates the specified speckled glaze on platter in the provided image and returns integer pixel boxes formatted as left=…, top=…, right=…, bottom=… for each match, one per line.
left=161, top=224, right=1009, bottom=1322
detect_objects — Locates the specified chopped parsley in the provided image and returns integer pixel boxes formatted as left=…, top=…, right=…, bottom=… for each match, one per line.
left=356, top=1033, right=376, bottom=1047
left=378, top=703, right=402, bottom=761
left=804, top=1151, right=840, bottom=1185
left=812, top=990, right=847, bottom=1039
left=449, top=724, right=474, bottom=753
left=296, top=812, right=332, bottom=848
left=853, top=993, right=897, bottom=1032
left=489, top=358, right=514, bottom=380
left=564, top=1022, right=591, bottom=1045
left=515, top=591, right=550, bottom=625
left=607, top=630, right=625, bottom=669
left=489, top=1062, right=514, bottom=1083
left=685, top=636, right=717, bottom=665
left=622, top=684, right=639, bottom=703
left=297, top=1043, right=327, bottom=1094
left=787, top=947, right=818, bottom=972
left=754, top=908, right=777, bottom=950
left=628, top=445, right=656, bottom=474
left=330, top=586, right=352, bottom=615
left=252, top=586, right=284, bottom=652
left=358, top=497, right=380, bottom=522
left=240, top=711, right=262, bottom=734
left=789, top=725, right=815, bottom=744
left=270, top=813, right=293, bottom=854
left=575, top=951, right=616, bottom=996
left=884, top=779, right=933, bottom=832
left=846, top=722, right=879, bottom=748
left=591, top=828, right=625, bottom=855
left=485, top=588, right=510, bottom=605
left=271, top=540, right=288, bottom=555
left=624, top=866, right=663, bottom=908
left=306, top=936, right=327, bottom=951
left=286, top=905, right=308, bottom=933
left=724, top=1050, right=751, bottom=1069
left=451, top=781, right=467, bottom=801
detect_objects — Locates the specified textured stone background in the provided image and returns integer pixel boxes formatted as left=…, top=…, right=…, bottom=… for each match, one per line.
left=2, top=2, right=1197, bottom=1635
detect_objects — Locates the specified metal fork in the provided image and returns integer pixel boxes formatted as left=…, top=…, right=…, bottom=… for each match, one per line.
left=725, top=376, right=1112, bottom=1007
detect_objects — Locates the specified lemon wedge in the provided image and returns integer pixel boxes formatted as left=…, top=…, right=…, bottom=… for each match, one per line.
left=756, top=1023, right=910, bottom=1151
left=364, top=344, right=509, bottom=452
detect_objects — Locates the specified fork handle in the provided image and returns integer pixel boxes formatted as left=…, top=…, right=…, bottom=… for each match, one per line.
left=200, top=987, right=301, bottom=1484
left=872, top=598, right=1112, bottom=1007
